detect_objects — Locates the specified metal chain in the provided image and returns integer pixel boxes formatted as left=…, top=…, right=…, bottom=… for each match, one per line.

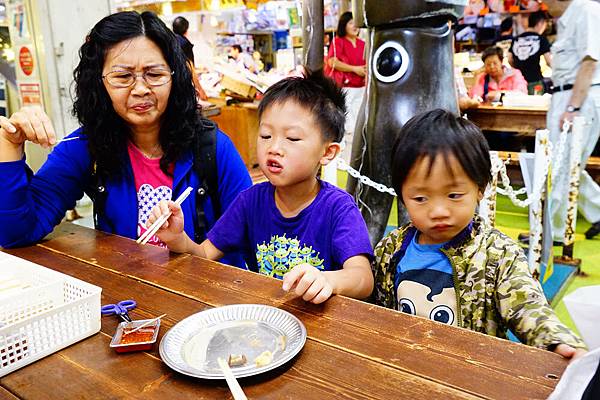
left=336, top=158, right=398, bottom=196
left=550, top=121, right=571, bottom=183
left=335, top=123, right=569, bottom=206
left=496, top=157, right=532, bottom=208
left=495, top=144, right=552, bottom=208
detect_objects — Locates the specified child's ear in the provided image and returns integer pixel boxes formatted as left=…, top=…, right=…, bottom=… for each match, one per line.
left=320, top=142, right=341, bottom=165
left=478, top=190, right=484, bottom=202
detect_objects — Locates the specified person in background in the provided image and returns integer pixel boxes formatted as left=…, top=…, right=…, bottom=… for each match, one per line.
left=229, top=45, right=257, bottom=74
left=372, top=109, right=586, bottom=362
left=498, top=16, right=514, bottom=42
left=148, top=71, right=374, bottom=304
left=509, top=11, right=552, bottom=94
left=469, top=46, right=527, bottom=102
left=455, top=67, right=481, bottom=111
left=326, top=11, right=366, bottom=89
left=252, top=51, right=264, bottom=72
left=464, top=0, right=486, bottom=16
left=495, top=16, right=514, bottom=60
left=325, top=11, right=367, bottom=160
left=545, top=0, right=600, bottom=241
left=0, top=11, right=251, bottom=267
left=515, top=12, right=530, bottom=36
left=172, top=17, right=207, bottom=103
left=173, top=16, right=194, bottom=65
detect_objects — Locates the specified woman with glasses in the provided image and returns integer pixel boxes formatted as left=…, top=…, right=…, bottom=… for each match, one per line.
left=0, top=11, right=251, bottom=266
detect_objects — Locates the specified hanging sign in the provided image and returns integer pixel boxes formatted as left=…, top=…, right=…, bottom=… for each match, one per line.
left=19, top=83, right=42, bottom=106
left=19, top=46, right=34, bottom=76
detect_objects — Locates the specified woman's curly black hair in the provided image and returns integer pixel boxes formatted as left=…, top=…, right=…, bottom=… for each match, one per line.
left=73, top=11, right=199, bottom=178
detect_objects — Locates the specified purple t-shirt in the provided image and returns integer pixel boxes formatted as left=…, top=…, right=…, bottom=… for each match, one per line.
left=207, top=181, right=373, bottom=278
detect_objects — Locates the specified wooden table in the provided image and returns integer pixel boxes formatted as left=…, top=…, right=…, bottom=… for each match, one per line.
left=0, top=223, right=567, bottom=399
left=466, top=105, right=548, bottom=136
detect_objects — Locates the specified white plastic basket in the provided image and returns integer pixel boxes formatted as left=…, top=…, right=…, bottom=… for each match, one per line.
left=0, top=252, right=102, bottom=377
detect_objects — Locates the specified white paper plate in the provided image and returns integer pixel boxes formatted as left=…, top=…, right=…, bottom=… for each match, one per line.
left=159, top=304, right=306, bottom=379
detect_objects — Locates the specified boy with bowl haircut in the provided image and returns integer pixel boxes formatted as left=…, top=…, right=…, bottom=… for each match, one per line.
left=372, top=109, right=586, bottom=361
left=149, top=70, right=374, bottom=304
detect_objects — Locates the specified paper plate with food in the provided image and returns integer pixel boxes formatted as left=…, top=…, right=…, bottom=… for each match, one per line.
left=159, top=304, right=306, bottom=379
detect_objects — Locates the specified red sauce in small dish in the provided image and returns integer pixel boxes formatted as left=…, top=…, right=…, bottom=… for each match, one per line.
left=119, top=327, right=155, bottom=344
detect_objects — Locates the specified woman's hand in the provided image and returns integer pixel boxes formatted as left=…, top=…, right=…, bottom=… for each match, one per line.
left=0, top=106, right=56, bottom=149
left=353, top=65, right=367, bottom=77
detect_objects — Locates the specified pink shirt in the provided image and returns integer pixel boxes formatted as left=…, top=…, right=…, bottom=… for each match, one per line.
left=469, top=67, right=528, bottom=99
left=327, top=36, right=366, bottom=88
left=127, top=141, right=173, bottom=247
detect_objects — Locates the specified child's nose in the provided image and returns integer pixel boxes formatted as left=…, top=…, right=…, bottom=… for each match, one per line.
left=268, top=138, right=283, bottom=155
left=429, top=201, right=450, bottom=219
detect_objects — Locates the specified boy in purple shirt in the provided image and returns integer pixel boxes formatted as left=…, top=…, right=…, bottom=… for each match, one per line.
left=148, top=71, right=374, bottom=304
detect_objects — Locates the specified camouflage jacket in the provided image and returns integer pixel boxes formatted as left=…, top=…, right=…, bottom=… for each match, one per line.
left=372, top=216, right=585, bottom=350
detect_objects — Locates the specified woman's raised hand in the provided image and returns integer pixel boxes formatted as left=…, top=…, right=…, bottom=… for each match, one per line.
left=0, top=106, right=57, bottom=149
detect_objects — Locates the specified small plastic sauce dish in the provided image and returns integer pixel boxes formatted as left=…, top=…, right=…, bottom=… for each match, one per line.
left=109, top=318, right=161, bottom=353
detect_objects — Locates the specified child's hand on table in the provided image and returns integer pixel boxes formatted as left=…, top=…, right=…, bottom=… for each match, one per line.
left=553, top=344, right=587, bottom=364
left=282, top=264, right=334, bottom=304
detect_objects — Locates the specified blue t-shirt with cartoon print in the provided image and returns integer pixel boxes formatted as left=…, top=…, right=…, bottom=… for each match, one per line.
left=394, top=233, right=458, bottom=326
left=207, top=181, right=373, bottom=278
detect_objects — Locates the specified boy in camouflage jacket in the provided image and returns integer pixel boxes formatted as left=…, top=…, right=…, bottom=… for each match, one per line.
left=373, top=216, right=585, bottom=350
left=373, top=110, right=585, bottom=361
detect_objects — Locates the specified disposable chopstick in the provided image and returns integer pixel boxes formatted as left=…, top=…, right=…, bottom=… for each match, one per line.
left=122, top=313, right=166, bottom=336
left=217, top=357, right=248, bottom=400
left=56, top=136, right=81, bottom=143
left=137, top=186, right=193, bottom=245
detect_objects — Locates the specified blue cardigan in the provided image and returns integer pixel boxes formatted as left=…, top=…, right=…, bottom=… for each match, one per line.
left=0, top=128, right=252, bottom=266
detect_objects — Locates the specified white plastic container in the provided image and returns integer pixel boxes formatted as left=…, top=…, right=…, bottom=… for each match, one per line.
left=563, top=285, right=600, bottom=350
left=0, top=252, right=102, bottom=377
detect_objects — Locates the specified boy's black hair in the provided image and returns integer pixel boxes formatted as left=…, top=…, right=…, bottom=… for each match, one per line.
left=231, top=44, right=243, bottom=53
left=481, top=46, right=503, bottom=63
left=528, top=11, right=546, bottom=28
left=257, top=69, right=346, bottom=143
left=391, top=109, right=491, bottom=203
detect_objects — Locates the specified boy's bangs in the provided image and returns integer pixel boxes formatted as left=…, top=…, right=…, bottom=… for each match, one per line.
left=420, top=149, right=457, bottom=182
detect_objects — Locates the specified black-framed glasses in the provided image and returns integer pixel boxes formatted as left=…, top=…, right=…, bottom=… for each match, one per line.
left=102, top=69, right=174, bottom=88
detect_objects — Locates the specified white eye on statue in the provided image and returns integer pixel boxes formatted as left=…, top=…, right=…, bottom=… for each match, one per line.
left=429, top=305, right=455, bottom=325
left=372, top=41, right=409, bottom=83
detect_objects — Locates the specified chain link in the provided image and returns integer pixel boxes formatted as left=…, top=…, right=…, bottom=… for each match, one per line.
left=335, top=121, right=572, bottom=207
left=336, top=158, right=398, bottom=196
left=550, top=121, right=571, bottom=183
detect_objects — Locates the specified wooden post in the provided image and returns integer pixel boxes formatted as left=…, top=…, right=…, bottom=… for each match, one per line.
left=528, top=130, right=550, bottom=280
left=302, top=0, right=324, bottom=72
left=555, top=116, right=584, bottom=268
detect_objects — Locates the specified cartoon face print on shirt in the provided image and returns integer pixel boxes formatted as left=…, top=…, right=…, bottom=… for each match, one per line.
left=513, top=36, right=541, bottom=61
left=256, top=234, right=325, bottom=279
left=396, top=268, right=458, bottom=326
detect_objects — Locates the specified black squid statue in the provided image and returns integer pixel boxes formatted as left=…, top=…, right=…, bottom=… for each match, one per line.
left=346, top=0, right=468, bottom=246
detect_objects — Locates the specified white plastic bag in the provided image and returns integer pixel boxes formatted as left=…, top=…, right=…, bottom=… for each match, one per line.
left=563, top=286, right=600, bottom=350
left=547, top=347, right=600, bottom=400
